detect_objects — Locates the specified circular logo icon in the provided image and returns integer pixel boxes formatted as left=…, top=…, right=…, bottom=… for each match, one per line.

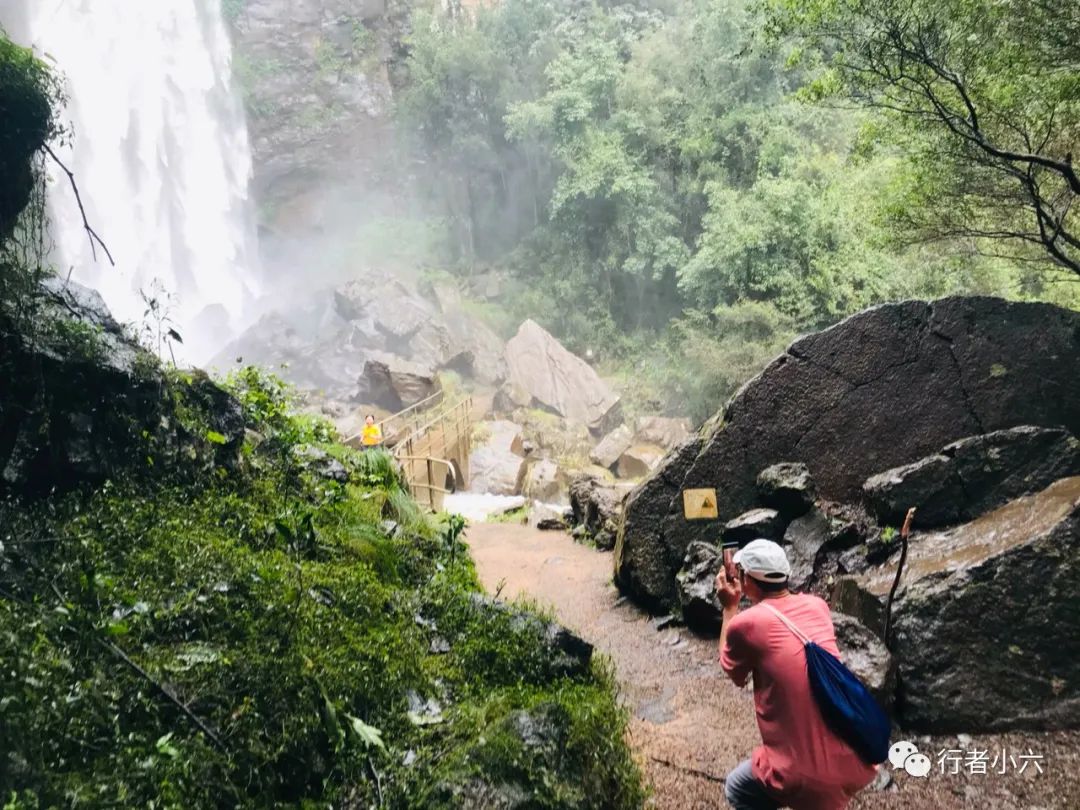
left=904, top=752, right=932, bottom=778
left=888, top=740, right=919, bottom=769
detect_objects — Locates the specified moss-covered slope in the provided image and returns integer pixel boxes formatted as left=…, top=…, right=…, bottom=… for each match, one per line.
left=0, top=364, right=644, bottom=808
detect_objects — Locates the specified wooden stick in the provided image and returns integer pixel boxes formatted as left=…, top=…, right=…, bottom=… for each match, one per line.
left=101, top=639, right=227, bottom=751
left=883, top=507, right=916, bottom=645
left=648, top=755, right=726, bottom=784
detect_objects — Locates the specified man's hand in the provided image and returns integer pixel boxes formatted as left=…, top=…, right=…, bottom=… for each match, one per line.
left=715, top=563, right=742, bottom=610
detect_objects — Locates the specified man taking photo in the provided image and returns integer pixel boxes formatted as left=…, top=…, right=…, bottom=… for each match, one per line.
left=716, top=539, right=877, bottom=810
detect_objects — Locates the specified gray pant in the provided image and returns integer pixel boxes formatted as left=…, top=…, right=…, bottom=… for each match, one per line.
left=725, top=759, right=780, bottom=810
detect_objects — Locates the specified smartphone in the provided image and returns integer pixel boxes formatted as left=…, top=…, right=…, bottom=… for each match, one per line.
left=721, top=539, right=739, bottom=577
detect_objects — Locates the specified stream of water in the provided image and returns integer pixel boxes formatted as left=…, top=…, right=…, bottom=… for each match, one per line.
left=3, top=0, right=260, bottom=361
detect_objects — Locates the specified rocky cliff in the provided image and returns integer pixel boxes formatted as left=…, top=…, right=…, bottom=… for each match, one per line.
left=616, top=297, right=1080, bottom=612
left=225, top=0, right=412, bottom=236
left=0, top=280, right=244, bottom=498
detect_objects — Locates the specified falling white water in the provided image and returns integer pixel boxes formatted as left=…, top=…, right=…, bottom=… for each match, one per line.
left=3, top=0, right=260, bottom=361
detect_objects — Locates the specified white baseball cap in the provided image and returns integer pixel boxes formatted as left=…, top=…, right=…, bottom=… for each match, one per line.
left=732, top=539, right=791, bottom=583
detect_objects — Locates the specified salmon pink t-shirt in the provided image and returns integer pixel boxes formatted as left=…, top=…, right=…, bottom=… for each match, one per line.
left=721, top=594, right=877, bottom=810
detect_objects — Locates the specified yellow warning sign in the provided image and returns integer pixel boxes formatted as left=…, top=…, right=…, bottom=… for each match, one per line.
left=682, top=488, right=719, bottom=520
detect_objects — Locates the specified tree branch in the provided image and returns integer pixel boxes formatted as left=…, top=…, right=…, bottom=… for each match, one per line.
left=43, top=144, right=116, bottom=267
left=101, top=638, right=227, bottom=752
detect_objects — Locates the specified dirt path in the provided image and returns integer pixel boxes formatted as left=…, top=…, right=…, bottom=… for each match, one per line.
left=466, top=523, right=1079, bottom=810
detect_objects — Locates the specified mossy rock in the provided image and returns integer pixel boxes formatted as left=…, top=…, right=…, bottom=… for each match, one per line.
left=0, top=34, right=59, bottom=236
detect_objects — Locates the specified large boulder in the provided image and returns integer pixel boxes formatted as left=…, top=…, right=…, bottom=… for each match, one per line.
left=783, top=509, right=834, bottom=592
left=519, top=458, right=564, bottom=502
left=567, top=473, right=627, bottom=551
left=721, top=508, right=786, bottom=546
left=530, top=502, right=570, bottom=531
left=675, top=541, right=724, bottom=633
left=355, top=354, right=440, bottom=411
left=504, top=320, right=621, bottom=433
left=832, top=612, right=896, bottom=712
left=477, top=420, right=524, bottom=455
left=469, top=421, right=527, bottom=495
left=634, top=416, right=692, bottom=449
left=430, top=281, right=507, bottom=385
left=864, top=425, right=1080, bottom=528
left=335, top=278, right=436, bottom=347
left=589, top=424, right=633, bottom=470
left=491, top=381, right=532, bottom=415
left=616, top=444, right=666, bottom=479
left=614, top=434, right=705, bottom=610
left=214, top=273, right=508, bottom=403
left=834, top=477, right=1080, bottom=732
left=757, top=462, right=816, bottom=520
left=617, top=298, right=1080, bottom=612
left=1, top=280, right=243, bottom=497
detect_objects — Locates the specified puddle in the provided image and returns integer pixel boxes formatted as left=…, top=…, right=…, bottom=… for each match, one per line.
left=860, top=476, right=1080, bottom=595
left=636, top=684, right=678, bottom=724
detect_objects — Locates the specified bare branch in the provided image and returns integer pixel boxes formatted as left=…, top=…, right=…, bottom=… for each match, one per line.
left=101, top=639, right=227, bottom=752
left=43, top=144, right=116, bottom=267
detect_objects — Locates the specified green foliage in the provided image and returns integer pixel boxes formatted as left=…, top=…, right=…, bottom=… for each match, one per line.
left=353, top=446, right=406, bottom=490
left=0, top=32, right=62, bottom=183
left=764, top=0, right=1080, bottom=276
left=621, top=301, right=796, bottom=422
left=0, top=375, right=644, bottom=807
left=223, top=366, right=333, bottom=451
left=1, top=31, right=66, bottom=319
left=488, top=505, right=529, bottom=524
left=221, top=0, right=246, bottom=25
left=398, top=0, right=1079, bottom=420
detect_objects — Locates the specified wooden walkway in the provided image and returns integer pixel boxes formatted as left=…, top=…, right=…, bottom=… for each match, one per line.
left=350, top=391, right=473, bottom=511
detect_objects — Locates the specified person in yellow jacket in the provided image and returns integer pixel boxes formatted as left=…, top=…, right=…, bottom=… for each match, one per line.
left=360, top=414, right=383, bottom=448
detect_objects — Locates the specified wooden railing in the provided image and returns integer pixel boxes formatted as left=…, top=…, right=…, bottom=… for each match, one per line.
left=342, top=390, right=473, bottom=511
left=392, top=396, right=473, bottom=511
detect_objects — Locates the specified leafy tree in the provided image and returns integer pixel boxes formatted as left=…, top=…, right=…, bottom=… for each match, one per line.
left=766, top=0, right=1080, bottom=276
left=397, top=0, right=1080, bottom=415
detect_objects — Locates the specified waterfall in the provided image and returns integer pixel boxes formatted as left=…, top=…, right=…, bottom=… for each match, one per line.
left=4, top=0, right=260, bottom=361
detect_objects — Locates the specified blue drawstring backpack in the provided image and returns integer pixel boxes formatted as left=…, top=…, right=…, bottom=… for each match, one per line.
left=763, top=604, right=891, bottom=765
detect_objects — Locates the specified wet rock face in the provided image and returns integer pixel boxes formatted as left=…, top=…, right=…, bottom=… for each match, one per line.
left=675, top=541, right=724, bottom=634
left=355, top=356, right=440, bottom=411
left=836, top=477, right=1080, bottom=732
left=832, top=612, right=896, bottom=713
left=614, top=433, right=704, bottom=611
left=757, top=462, right=816, bottom=519
left=784, top=510, right=833, bottom=591
left=864, top=425, right=1080, bottom=528
left=722, top=508, right=785, bottom=546
left=229, top=0, right=404, bottom=225
left=1, top=281, right=243, bottom=497
left=617, top=298, right=1080, bottom=613
left=567, top=474, right=626, bottom=551
left=590, top=424, right=633, bottom=470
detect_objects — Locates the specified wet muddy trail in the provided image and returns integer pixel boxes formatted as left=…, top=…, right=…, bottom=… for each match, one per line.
left=466, top=523, right=1080, bottom=810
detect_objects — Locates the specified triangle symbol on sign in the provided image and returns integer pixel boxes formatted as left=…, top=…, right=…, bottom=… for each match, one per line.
left=701, top=496, right=714, bottom=509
